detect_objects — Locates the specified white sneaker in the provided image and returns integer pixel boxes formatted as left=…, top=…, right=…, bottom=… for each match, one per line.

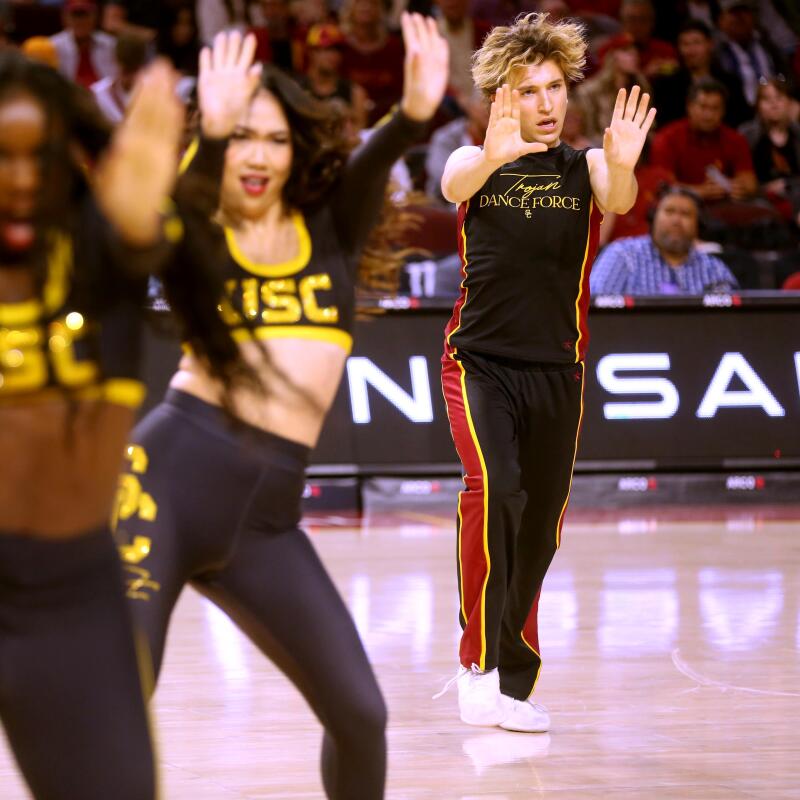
left=456, top=665, right=507, bottom=726
left=498, top=696, right=550, bottom=733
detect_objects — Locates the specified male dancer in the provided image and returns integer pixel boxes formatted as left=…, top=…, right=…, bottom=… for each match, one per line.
left=440, top=12, right=655, bottom=732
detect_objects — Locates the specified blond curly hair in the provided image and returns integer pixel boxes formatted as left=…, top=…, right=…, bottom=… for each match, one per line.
left=472, top=12, right=587, bottom=97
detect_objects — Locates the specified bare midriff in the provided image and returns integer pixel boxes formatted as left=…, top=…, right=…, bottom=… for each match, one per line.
left=170, top=336, right=349, bottom=448
left=0, top=396, right=134, bottom=538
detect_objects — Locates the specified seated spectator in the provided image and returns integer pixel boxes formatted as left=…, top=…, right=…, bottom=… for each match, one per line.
left=156, top=2, right=200, bottom=76
left=50, top=0, right=116, bottom=89
left=299, top=23, right=369, bottom=131
left=651, top=20, right=750, bottom=128
left=590, top=187, right=739, bottom=295
left=597, top=0, right=678, bottom=79
left=651, top=78, right=757, bottom=203
left=425, top=88, right=488, bottom=204
left=714, top=0, right=787, bottom=117
left=433, top=0, right=491, bottom=104
left=91, top=32, right=149, bottom=124
left=575, top=33, right=651, bottom=145
left=740, top=77, right=800, bottom=219
left=340, top=0, right=405, bottom=126
left=21, top=37, right=60, bottom=69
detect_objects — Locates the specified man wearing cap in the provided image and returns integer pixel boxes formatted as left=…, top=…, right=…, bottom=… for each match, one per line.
left=300, top=22, right=369, bottom=132
left=50, top=0, right=116, bottom=89
left=715, top=0, right=787, bottom=113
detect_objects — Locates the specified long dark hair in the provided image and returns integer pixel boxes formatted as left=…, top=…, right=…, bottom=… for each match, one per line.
left=258, top=64, right=352, bottom=210
left=256, top=66, right=422, bottom=294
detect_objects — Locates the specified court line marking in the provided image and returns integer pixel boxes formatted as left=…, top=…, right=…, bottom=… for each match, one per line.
left=672, top=648, right=800, bottom=698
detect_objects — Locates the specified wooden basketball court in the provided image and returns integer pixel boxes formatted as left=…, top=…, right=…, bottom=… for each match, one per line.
left=2, top=505, right=799, bottom=798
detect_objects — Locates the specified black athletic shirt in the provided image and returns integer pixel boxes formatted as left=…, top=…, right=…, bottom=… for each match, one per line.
left=186, top=111, right=426, bottom=354
left=444, top=143, right=603, bottom=365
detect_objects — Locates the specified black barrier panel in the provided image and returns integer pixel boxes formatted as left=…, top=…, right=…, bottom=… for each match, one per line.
left=312, top=307, right=800, bottom=471
left=141, top=303, right=800, bottom=472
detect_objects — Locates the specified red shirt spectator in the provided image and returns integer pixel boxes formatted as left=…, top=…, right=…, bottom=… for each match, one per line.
left=650, top=78, right=756, bottom=201
left=651, top=119, right=755, bottom=185
left=50, top=0, right=116, bottom=89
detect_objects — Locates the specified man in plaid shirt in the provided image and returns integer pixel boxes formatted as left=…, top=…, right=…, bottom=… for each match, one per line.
left=590, top=186, right=738, bottom=295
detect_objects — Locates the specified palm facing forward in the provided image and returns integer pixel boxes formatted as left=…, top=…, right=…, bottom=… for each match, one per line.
left=603, top=85, right=656, bottom=171
left=400, top=12, right=449, bottom=122
left=484, top=85, right=547, bottom=166
left=198, top=31, right=262, bottom=138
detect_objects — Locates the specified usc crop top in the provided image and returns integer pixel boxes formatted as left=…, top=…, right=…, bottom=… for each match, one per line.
left=183, top=111, right=427, bottom=355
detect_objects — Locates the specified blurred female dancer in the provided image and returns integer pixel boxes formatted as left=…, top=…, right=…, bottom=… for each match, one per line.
left=113, top=15, right=448, bottom=799
left=0, top=47, right=256, bottom=799
left=0, top=53, right=180, bottom=800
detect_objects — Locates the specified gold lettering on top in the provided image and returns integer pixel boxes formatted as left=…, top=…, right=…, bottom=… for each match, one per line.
left=0, top=313, right=98, bottom=394
left=478, top=193, right=582, bottom=211
left=475, top=172, right=584, bottom=216
left=219, top=273, right=339, bottom=327
left=503, top=173, right=562, bottom=200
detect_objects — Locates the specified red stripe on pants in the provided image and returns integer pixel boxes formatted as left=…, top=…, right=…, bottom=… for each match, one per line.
left=441, top=355, right=490, bottom=670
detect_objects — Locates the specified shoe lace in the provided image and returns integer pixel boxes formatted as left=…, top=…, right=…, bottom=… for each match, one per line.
left=432, top=664, right=473, bottom=700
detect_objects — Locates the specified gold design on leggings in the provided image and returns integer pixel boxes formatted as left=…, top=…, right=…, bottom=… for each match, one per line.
left=123, top=565, right=161, bottom=601
left=111, top=444, right=161, bottom=600
left=111, top=445, right=158, bottom=530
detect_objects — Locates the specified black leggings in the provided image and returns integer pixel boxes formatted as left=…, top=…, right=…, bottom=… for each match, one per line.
left=114, top=389, right=387, bottom=799
left=0, top=528, right=156, bottom=800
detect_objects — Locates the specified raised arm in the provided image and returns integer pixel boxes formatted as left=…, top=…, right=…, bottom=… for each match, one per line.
left=93, top=60, right=184, bottom=248
left=586, top=85, right=656, bottom=214
left=179, top=31, right=263, bottom=191
left=333, top=12, right=448, bottom=251
left=441, top=85, right=548, bottom=204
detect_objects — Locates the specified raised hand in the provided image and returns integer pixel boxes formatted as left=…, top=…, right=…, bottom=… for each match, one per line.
left=95, top=59, right=184, bottom=246
left=483, top=84, right=548, bottom=166
left=400, top=12, right=449, bottom=122
left=198, top=31, right=262, bottom=138
left=604, top=86, right=656, bottom=171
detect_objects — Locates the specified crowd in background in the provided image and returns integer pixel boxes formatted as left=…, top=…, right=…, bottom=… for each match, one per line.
left=2, top=0, right=799, bottom=293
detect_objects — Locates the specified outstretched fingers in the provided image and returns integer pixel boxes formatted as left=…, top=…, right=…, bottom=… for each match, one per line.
left=239, top=31, right=257, bottom=71
left=633, top=91, right=651, bottom=126
left=624, top=84, right=640, bottom=120
left=641, top=106, right=657, bottom=135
